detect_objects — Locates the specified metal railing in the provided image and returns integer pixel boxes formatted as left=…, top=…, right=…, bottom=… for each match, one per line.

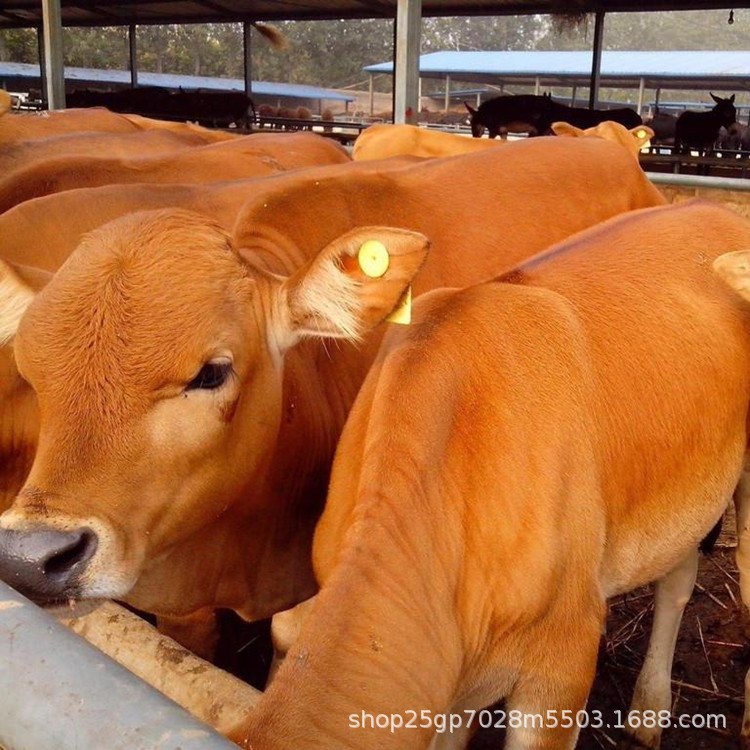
left=0, top=580, right=237, bottom=750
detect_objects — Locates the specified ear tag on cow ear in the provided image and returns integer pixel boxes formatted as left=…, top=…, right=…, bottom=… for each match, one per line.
left=386, top=286, right=412, bottom=325
left=636, top=129, right=647, bottom=139
left=357, top=240, right=390, bottom=279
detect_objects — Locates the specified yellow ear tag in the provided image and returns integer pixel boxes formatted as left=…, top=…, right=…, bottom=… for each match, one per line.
left=636, top=129, right=647, bottom=139
left=386, top=286, right=412, bottom=325
left=358, top=240, right=390, bottom=278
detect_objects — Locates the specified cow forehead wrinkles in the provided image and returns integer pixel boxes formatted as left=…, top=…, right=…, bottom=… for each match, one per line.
left=18, top=210, right=262, bottom=392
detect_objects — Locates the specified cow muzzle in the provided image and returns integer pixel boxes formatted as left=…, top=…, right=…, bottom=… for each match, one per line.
left=0, top=525, right=98, bottom=604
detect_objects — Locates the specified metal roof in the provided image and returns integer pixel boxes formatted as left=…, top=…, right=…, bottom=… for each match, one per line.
left=365, top=50, right=750, bottom=90
left=0, top=0, right=747, bottom=27
left=0, top=61, right=355, bottom=101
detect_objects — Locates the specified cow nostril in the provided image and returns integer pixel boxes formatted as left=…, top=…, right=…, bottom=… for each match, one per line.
left=43, top=529, right=97, bottom=578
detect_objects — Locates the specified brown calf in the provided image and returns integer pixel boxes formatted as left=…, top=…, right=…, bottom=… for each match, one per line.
left=234, top=200, right=750, bottom=750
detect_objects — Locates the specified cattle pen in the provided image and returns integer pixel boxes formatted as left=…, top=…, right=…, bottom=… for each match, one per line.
left=4, top=1, right=750, bottom=750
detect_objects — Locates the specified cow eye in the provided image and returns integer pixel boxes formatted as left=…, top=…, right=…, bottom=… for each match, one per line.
left=186, top=361, right=232, bottom=391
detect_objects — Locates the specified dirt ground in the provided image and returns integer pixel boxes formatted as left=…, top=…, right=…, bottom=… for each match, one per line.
left=219, top=538, right=746, bottom=749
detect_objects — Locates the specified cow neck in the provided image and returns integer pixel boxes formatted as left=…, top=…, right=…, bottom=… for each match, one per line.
left=234, top=525, right=466, bottom=750
left=128, top=493, right=320, bottom=621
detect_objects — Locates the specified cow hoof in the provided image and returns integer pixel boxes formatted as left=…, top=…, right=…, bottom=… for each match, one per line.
left=618, top=730, right=660, bottom=750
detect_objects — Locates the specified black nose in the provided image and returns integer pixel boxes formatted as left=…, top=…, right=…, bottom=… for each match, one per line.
left=0, top=526, right=98, bottom=603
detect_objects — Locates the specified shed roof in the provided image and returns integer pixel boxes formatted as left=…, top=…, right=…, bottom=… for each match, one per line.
left=0, top=61, right=355, bottom=101
left=0, top=0, right=745, bottom=28
left=365, top=49, right=750, bottom=90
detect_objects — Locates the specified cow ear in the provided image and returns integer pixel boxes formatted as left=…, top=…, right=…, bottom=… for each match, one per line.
left=551, top=121, right=584, bottom=137
left=730, top=94, right=736, bottom=104
left=275, top=226, right=429, bottom=350
left=0, top=260, right=46, bottom=345
left=713, top=250, right=750, bottom=300
left=464, top=102, right=476, bottom=114
left=711, top=93, right=720, bottom=104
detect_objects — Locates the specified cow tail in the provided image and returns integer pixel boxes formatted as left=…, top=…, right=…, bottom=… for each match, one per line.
left=252, top=22, right=289, bottom=51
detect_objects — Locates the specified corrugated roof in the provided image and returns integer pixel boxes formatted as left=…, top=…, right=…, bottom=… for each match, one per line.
left=0, top=61, right=355, bottom=101
left=0, top=0, right=743, bottom=27
left=365, top=50, right=750, bottom=90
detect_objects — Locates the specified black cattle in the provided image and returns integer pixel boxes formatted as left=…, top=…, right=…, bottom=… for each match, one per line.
left=643, top=110, right=678, bottom=146
left=464, top=95, right=555, bottom=138
left=549, top=102, right=642, bottom=130
left=674, top=93, right=736, bottom=154
left=66, top=87, right=256, bottom=128
left=466, top=94, right=641, bottom=139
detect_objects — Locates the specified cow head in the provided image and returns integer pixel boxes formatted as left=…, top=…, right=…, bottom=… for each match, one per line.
left=551, top=121, right=654, bottom=160
left=0, top=209, right=428, bottom=616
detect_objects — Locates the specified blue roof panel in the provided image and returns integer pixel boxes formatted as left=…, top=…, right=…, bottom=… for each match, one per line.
left=0, top=61, right=355, bottom=101
left=365, top=50, right=750, bottom=80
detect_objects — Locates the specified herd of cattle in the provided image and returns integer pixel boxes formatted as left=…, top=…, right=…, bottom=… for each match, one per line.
left=466, top=91, right=745, bottom=157
left=2, top=87, right=750, bottom=750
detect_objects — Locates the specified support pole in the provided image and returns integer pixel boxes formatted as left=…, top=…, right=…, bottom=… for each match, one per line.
left=243, top=21, right=253, bottom=99
left=588, top=9, right=605, bottom=110
left=41, top=0, right=65, bottom=109
left=444, top=74, right=450, bottom=113
left=0, top=581, right=237, bottom=750
left=636, top=76, right=645, bottom=116
left=393, top=0, right=421, bottom=124
left=534, top=76, right=540, bottom=95
left=128, top=24, right=138, bottom=88
left=571, top=85, right=577, bottom=106
left=369, top=72, right=374, bottom=116
left=36, top=26, right=47, bottom=107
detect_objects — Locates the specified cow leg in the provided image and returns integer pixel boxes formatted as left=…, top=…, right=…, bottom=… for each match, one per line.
left=619, top=548, right=698, bottom=749
left=734, top=466, right=750, bottom=623
left=427, top=714, right=475, bottom=750
left=504, top=608, right=603, bottom=750
left=267, top=596, right=316, bottom=685
left=733, top=467, right=750, bottom=747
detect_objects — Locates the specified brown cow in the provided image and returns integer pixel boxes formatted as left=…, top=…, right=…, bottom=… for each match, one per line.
left=0, top=104, right=236, bottom=147
left=232, top=200, right=750, bottom=750
left=0, top=132, right=351, bottom=213
left=0, top=138, right=662, bottom=645
left=0, top=106, right=140, bottom=145
left=352, top=123, right=503, bottom=161
left=0, top=128, right=230, bottom=176
left=711, top=253, right=750, bottom=750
